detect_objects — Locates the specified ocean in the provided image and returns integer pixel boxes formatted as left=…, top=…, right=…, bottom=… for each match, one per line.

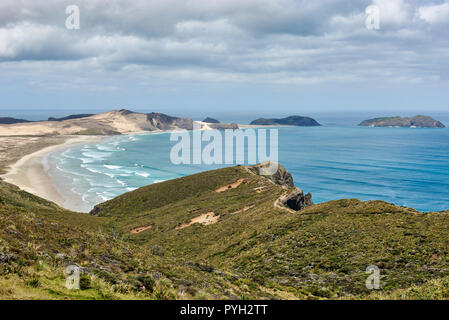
left=44, top=123, right=449, bottom=213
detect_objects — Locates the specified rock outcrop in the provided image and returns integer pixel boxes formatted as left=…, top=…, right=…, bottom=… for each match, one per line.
left=279, top=189, right=313, bottom=211
left=250, top=116, right=321, bottom=127
left=359, top=115, right=445, bottom=128
left=248, top=161, right=313, bottom=211
left=248, top=162, right=294, bottom=188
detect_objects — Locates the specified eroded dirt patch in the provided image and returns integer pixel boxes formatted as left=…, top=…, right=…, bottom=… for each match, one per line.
left=253, top=186, right=267, bottom=193
left=231, top=205, right=255, bottom=215
left=130, top=225, right=153, bottom=234
left=215, top=178, right=245, bottom=193
left=176, top=212, right=219, bottom=230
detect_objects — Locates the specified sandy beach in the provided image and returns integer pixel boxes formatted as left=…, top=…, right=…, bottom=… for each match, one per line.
left=0, top=122, right=253, bottom=212
left=1, top=136, right=103, bottom=210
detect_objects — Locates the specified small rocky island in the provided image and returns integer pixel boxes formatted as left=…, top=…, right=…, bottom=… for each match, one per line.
left=359, top=115, right=446, bottom=128
left=250, top=115, right=321, bottom=127
left=202, top=117, right=220, bottom=124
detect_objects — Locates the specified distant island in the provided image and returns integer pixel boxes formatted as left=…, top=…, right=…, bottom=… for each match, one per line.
left=359, top=115, right=446, bottom=128
left=202, top=117, right=220, bottom=124
left=48, top=114, right=94, bottom=122
left=0, top=117, right=30, bottom=125
left=250, top=116, right=321, bottom=127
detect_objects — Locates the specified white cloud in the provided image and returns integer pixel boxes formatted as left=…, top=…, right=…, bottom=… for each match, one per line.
left=419, top=2, right=449, bottom=24
left=372, top=0, right=412, bottom=26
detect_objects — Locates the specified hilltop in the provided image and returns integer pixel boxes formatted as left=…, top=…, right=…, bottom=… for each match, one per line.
left=250, top=116, right=321, bottom=127
left=359, top=115, right=445, bottom=128
left=1, top=162, right=449, bottom=300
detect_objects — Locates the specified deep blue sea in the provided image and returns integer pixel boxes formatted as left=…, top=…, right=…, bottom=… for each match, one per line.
left=45, top=125, right=449, bottom=213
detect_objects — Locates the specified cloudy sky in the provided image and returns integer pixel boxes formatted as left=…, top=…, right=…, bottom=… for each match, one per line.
left=0, top=0, right=448, bottom=118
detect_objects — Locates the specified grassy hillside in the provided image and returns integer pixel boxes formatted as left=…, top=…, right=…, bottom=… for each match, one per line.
left=1, top=164, right=449, bottom=300
left=0, top=178, right=268, bottom=300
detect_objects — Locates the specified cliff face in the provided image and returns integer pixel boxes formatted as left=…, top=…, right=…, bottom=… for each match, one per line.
left=248, top=161, right=294, bottom=188
left=359, top=115, right=446, bottom=128
left=248, top=162, right=313, bottom=211
left=250, top=116, right=321, bottom=126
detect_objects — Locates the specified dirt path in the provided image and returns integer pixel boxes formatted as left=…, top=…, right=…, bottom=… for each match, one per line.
left=215, top=178, right=245, bottom=193
left=231, top=205, right=254, bottom=214
left=130, top=225, right=153, bottom=234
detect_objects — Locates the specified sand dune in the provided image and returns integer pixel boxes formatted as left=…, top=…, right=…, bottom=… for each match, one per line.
left=0, top=110, right=241, bottom=136
left=0, top=109, right=194, bottom=136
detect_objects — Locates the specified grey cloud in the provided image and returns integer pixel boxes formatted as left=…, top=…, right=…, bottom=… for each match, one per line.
left=0, top=0, right=448, bottom=86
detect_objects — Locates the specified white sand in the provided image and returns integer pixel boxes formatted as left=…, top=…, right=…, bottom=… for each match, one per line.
left=1, top=136, right=103, bottom=210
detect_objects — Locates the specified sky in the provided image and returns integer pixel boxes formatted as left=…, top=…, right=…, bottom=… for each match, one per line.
left=0, top=0, right=448, bottom=119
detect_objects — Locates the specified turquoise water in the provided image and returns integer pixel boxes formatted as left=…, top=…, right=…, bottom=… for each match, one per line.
left=46, top=126, right=449, bottom=212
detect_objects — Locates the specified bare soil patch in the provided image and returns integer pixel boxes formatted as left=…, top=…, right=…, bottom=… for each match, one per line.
left=130, top=225, right=153, bottom=234
left=176, top=212, right=219, bottom=230
left=215, top=178, right=245, bottom=193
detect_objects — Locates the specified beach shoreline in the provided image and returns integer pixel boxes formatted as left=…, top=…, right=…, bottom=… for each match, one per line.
left=0, top=123, right=309, bottom=213
left=1, top=135, right=104, bottom=211
left=0, top=124, right=243, bottom=213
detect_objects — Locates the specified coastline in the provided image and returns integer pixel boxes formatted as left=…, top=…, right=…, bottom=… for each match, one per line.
left=0, top=124, right=244, bottom=213
left=1, top=135, right=104, bottom=211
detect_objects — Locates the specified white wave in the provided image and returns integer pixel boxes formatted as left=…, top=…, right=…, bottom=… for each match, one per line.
left=135, top=172, right=150, bottom=178
left=61, top=149, right=78, bottom=159
left=153, top=180, right=166, bottom=184
left=82, top=151, right=112, bottom=160
left=56, top=165, right=91, bottom=178
left=116, top=179, right=126, bottom=186
left=128, top=136, right=140, bottom=141
left=126, top=187, right=138, bottom=191
left=84, top=167, right=102, bottom=174
left=96, top=144, right=119, bottom=152
left=96, top=193, right=112, bottom=202
left=104, top=165, right=122, bottom=170
left=81, top=158, right=96, bottom=164
left=81, top=193, right=89, bottom=203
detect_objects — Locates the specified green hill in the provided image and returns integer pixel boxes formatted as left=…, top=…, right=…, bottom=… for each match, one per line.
left=1, top=163, right=449, bottom=300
